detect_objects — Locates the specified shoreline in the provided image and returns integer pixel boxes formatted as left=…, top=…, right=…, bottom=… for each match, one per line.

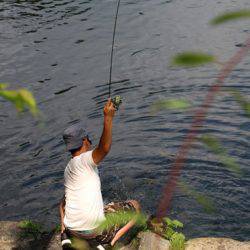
left=1, top=221, right=250, bottom=250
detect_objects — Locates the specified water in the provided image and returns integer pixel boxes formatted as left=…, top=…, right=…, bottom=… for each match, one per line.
left=0, top=0, right=250, bottom=241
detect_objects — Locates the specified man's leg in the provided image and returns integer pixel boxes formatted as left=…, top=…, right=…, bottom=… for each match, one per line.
left=110, top=200, right=141, bottom=246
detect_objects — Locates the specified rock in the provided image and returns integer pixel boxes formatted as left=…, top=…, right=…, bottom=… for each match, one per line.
left=119, top=238, right=139, bottom=250
left=185, top=237, right=250, bottom=250
left=0, top=221, right=61, bottom=250
left=47, top=233, right=61, bottom=250
left=0, top=221, right=34, bottom=249
left=137, top=231, right=171, bottom=250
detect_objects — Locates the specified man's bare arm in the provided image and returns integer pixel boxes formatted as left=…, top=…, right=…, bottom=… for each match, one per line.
left=93, top=99, right=115, bottom=165
left=111, top=200, right=141, bottom=246
left=59, top=196, right=66, bottom=233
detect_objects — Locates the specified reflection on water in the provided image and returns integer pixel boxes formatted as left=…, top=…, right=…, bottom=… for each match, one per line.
left=0, top=0, right=250, bottom=240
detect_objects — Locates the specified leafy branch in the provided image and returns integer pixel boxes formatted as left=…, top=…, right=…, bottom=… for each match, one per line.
left=148, top=216, right=185, bottom=250
left=97, top=211, right=147, bottom=233
left=0, top=83, right=38, bottom=115
left=152, top=99, right=191, bottom=111
left=211, top=10, right=250, bottom=25
left=98, top=211, right=185, bottom=250
left=157, top=8, right=250, bottom=218
left=172, top=52, right=215, bottom=67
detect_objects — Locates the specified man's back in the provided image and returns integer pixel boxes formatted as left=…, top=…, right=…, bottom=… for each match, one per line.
left=64, top=150, right=105, bottom=231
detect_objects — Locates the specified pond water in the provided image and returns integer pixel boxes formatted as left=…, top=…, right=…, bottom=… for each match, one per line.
left=0, top=0, right=249, bottom=241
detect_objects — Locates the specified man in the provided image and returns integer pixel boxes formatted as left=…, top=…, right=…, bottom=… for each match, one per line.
left=60, top=99, right=140, bottom=247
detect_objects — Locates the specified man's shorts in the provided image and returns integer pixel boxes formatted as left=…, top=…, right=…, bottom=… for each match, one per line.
left=67, top=200, right=137, bottom=245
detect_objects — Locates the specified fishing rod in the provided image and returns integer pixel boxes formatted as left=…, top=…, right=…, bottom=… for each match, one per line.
left=109, top=0, right=122, bottom=110
left=108, top=0, right=130, bottom=200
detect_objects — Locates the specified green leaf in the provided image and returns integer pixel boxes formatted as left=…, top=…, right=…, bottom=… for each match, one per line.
left=195, top=194, right=215, bottom=214
left=163, top=227, right=175, bottom=239
left=200, top=135, right=242, bottom=176
left=170, top=232, right=185, bottom=250
left=178, top=181, right=215, bottom=213
left=171, top=52, right=215, bottom=67
left=0, top=88, right=38, bottom=115
left=172, top=220, right=183, bottom=229
left=54, top=224, right=61, bottom=233
left=18, top=220, right=43, bottom=239
left=0, top=83, right=8, bottom=90
left=19, top=220, right=31, bottom=229
left=229, top=89, right=250, bottom=118
left=163, top=217, right=183, bottom=229
left=244, top=103, right=250, bottom=118
left=163, top=217, right=173, bottom=226
left=18, top=220, right=42, bottom=232
left=19, top=89, right=37, bottom=114
left=200, top=135, right=224, bottom=155
left=97, top=211, right=147, bottom=233
left=211, top=10, right=250, bottom=25
left=220, top=155, right=242, bottom=176
left=152, top=99, right=191, bottom=111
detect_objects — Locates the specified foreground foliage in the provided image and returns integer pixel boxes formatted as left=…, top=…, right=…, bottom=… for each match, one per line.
left=152, top=99, right=191, bottom=111
left=211, top=10, right=250, bottom=25
left=154, top=8, right=250, bottom=218
left=0, top=83, right=38, bottom=115
left=172, top=52, right=215, bottom=67
left=99, top=211, right=185, bottom=250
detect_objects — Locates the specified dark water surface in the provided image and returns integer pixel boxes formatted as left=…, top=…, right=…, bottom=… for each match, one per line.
left=0, top=0, right=250, bottom=240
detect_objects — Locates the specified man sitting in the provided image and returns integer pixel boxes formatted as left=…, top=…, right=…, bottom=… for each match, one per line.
left=60, top=99, right=140, bottom=247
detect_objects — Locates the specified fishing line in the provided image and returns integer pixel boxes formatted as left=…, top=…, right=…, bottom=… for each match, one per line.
left=108, top=0, right=121, bottom=98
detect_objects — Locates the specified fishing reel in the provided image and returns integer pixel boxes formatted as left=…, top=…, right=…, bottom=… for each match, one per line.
left=111, top=95, right=122, bottom=110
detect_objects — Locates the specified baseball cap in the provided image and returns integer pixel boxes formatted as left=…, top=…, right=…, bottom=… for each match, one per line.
left=63, top=123, right=89, bottom=151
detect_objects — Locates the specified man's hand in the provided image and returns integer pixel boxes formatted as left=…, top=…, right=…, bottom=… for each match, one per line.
left=92, top=99, right=116, bottom=165
left=103, top=98, right=115, bottom=118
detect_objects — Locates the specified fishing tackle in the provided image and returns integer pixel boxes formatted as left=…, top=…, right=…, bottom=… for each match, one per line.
left=111, top=95, right=122, bottom=110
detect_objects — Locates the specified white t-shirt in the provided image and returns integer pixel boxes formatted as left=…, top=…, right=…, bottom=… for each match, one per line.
left=63, top=150, right=105, bottom=231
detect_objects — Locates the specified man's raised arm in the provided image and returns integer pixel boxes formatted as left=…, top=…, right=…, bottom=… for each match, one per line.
left=92, top=99, right=115, bottom=165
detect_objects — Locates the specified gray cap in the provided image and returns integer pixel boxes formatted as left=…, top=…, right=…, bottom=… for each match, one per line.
left=63, top=123, right=88, bottom=151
